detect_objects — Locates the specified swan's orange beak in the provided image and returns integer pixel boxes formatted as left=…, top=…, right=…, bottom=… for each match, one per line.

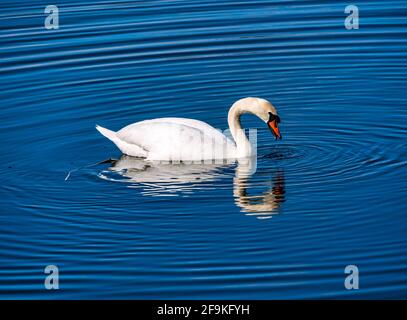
left=268, top=119, right=282, bottom=140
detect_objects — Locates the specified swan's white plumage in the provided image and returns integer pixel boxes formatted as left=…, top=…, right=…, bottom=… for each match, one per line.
left=96, top=97, right=279, bottom=160
left=96, top=125, right=148, bottom=157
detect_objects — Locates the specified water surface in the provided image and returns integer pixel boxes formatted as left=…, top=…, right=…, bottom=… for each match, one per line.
left=1, top=0, right=407, bottom=299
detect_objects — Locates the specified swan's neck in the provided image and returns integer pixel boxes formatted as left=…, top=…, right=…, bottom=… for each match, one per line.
left=228, top=101, right=254, bottom=157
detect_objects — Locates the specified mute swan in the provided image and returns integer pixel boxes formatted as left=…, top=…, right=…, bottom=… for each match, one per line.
left=96, top=97, right=281, bottom=161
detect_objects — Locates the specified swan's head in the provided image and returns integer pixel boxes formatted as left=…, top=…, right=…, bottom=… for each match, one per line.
left=249, top=97, right=282, bottom=140
left=266, top=111, right=282, bottom=140
left=229, top=97, right=282, bottom=140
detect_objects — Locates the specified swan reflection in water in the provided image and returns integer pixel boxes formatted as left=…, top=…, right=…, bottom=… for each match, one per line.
left=234, top=159, right=285, bottom=219
left=99, top=155, right=285, bottom=219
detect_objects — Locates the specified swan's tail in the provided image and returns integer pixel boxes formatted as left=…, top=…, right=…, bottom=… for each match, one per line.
left=96, top=125, right=118, bottom=143
left=96, top=124, right=148, bottom=158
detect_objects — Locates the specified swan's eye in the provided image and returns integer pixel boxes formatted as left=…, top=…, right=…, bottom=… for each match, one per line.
left=268, top=112, right=281, bottom=123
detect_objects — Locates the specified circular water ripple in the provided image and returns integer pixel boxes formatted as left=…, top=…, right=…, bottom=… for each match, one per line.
left=97, top=132, right=406, bottom=196
left=260, top=135, right=406, bottom=184
left=94, top=121, right=407, bottom=222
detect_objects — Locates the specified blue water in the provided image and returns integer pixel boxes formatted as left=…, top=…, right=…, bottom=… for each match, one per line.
left=1, top=0, right=406, bottom=299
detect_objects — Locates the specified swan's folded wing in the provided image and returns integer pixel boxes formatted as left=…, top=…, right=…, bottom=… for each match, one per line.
left=117, top=119, right=235, bottom=160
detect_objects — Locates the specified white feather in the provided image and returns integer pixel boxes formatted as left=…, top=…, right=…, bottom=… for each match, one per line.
left=96, top=97, right=279, bottom=161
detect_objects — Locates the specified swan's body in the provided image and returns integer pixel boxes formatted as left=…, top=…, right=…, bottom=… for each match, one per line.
left=97, top=117, right=236, bottom=160
left=96, top=97, right=281, bottom=161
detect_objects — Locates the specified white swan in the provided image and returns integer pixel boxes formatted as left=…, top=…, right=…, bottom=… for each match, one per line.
left=96, top=97, right=281, bottom=161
